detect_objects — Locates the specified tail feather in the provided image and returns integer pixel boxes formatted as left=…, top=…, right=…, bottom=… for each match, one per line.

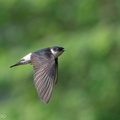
left=10, top=61, right=23, bottom=68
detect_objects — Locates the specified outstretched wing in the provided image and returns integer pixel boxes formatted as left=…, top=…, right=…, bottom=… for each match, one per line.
left=31, top=52, right=58, bottom=103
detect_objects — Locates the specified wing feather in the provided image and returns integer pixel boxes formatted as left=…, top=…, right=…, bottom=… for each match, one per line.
left=31, top=52, right=58, bottom=103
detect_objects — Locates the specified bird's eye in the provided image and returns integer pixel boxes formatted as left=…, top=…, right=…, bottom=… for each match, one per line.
left=54, top=47, right=59, bottom=51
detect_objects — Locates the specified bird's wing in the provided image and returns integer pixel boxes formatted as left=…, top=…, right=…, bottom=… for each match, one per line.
left=31, top=52, right=58, bottom=103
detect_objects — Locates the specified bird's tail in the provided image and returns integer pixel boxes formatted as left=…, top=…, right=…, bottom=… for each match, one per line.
left=10, top=61, right=23, bottom=68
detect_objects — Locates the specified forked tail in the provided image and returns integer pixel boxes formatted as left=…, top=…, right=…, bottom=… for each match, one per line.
left=10, top=61, right=23, bottom=68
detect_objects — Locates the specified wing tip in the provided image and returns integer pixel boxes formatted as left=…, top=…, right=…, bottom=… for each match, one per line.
left=41, top=99, right=50, bottom=104
left=38, top=90, right=52, bottom=104
left=39, top=95, right=50, bottom=104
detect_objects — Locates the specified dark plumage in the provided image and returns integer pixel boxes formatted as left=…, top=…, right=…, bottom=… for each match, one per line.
left=10, top=46, right=65, bottom=103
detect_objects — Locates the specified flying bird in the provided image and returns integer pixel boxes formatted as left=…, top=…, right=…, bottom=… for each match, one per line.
left=10, top=46, right=65, bottom=103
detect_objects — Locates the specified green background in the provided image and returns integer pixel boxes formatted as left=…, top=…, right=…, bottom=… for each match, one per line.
left=0, top=0, right=120, bottom=120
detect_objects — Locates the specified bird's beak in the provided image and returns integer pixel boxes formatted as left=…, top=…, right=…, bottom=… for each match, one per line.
left=62, top=48, right=65, bottom=52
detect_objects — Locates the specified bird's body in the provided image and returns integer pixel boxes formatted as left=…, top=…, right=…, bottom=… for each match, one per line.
left=10, top=46, right=65, bottom=103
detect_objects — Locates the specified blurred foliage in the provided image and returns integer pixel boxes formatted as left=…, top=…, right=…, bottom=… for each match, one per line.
left=0, top=0, right=120, bottom=120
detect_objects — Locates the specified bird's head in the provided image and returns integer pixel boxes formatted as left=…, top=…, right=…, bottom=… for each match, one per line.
left=50, top=46, right=65, bottom=58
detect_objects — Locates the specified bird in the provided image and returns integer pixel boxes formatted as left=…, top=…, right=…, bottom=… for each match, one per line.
left=10, top=46, right=65, bottom=103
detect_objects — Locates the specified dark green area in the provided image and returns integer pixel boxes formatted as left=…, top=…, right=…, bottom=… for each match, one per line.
left=0, top=0, right=120, bottom=120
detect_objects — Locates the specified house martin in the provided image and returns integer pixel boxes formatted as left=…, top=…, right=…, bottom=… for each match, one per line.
left=10, top=46, right=65, bottom=103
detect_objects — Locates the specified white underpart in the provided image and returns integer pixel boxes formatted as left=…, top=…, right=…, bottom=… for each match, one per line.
left=50, top=49, right=63, bottom=58
left=21, top=53, right=32, bottom=64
